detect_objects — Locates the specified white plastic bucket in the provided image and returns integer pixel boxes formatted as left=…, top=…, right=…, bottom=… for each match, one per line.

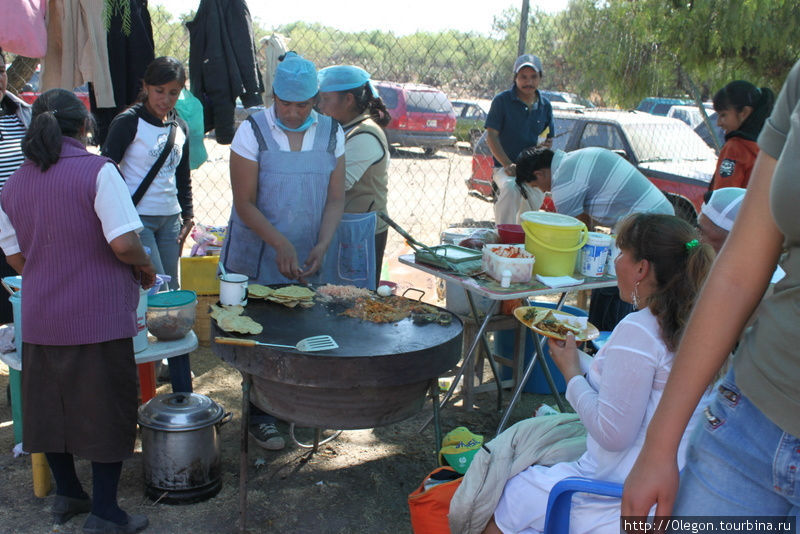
left=580, top=232, right=612, bottom=277
left=134, top=288, right=149, bottom=353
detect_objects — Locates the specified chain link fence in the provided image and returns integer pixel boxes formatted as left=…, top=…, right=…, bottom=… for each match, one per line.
left=10, top=2, right=797, bottom=285
left=148, top=6, right=530, bottom=272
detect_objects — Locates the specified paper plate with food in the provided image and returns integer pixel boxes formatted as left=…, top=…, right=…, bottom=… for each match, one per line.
left=514, top=306, right=599, bottom=341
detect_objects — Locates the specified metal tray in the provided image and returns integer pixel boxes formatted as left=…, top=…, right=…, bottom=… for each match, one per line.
left=414, top=244, right=482, bottom=270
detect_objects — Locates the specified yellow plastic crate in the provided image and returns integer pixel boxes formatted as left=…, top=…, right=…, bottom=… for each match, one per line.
left=180, top=256, right=220, bottom=295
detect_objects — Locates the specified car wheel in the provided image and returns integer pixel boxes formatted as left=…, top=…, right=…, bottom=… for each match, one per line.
left=664, top=192, right=697, bottom=225
left=423, top=147, right=438, bottom=157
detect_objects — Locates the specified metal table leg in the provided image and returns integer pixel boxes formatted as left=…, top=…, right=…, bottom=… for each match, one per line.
left=239, top=372, right=251, bottom=534
left=417, top=299, right=499, bottom=433
left=431, top=381, right=442, bottom=454
left=495, top=293, right=569, bottom=435
left=465, top=291, right=504, bottom=411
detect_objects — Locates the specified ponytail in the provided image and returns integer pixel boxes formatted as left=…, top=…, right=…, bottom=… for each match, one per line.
left=22, top=88, right=89, bottom=172
left=713, top=80, right=775, bottom=140
left=344, top=83, right=391, bottom=127
left=616, top=214, right=715, bottom=351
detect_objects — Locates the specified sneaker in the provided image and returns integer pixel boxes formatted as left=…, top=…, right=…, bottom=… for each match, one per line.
left=249, top=423, right=285, bottom=450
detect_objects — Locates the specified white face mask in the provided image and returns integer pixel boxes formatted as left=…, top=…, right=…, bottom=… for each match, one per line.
left=520, top=184, right=545, bottom=211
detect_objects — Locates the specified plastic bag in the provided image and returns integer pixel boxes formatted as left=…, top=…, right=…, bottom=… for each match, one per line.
left=467, top=228, right=500, bottom=244
left=190, top=224, right=227, bottom=256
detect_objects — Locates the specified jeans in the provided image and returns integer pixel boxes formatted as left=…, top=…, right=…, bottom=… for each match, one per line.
left=674, top=367, right=800, bottom=518
left=138, top=214, right=181, bottom=290
left=139, top=213, right=191, bottom=392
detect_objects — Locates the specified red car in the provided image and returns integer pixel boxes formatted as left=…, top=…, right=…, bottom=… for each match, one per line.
left=373, top=81, right=456, bottom=156
left=467, top=109, right=718, bottom=222
left=17, top=67, right=91, bottom=111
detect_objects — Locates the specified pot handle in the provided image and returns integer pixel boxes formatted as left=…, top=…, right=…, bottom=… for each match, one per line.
left=217, top=412, right=234, bottom=427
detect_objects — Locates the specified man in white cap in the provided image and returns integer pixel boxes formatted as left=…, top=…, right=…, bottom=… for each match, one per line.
left=486, top=54, right=554, bottom=178
left=486, top=54, right=554, bottom=225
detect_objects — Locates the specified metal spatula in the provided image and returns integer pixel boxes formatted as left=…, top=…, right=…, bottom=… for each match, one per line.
left=215, top=335, right=339, bottom=352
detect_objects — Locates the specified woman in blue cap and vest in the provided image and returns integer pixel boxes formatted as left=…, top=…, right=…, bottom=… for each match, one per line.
left=318, top=65, right=391, bottom=288
left=222, top=52, right=345, bottom=450
left=222, top=52, right=345, bottom=285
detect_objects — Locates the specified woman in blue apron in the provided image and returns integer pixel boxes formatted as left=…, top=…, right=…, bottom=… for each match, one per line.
left=222, top=52, right=345, bottom=285
left=222, top=52, right=345, bottom=450
left=318, top=65, right=392, bottom=289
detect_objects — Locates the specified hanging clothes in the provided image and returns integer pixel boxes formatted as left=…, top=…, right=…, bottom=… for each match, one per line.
left=186, top=0, right=264, bottom=145
left=175, top=89, right=208, bottom=170
left=0, top=0, right=47, bottom=58
left=259, top=33, right=289, bottom=109
left=40, top=0, right=114, bottom=108
left=88, top=0, right=155, bottom=146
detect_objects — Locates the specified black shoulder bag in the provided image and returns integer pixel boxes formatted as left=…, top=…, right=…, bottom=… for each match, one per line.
left=131, top=123, right=177, bottom=206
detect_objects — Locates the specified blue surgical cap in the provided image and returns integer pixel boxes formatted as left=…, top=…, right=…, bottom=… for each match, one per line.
left=273, top=52, right=318, bottom=102
left=318, top=65, right=371, bottom=92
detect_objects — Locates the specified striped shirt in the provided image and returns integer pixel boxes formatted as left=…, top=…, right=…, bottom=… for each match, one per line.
left=550, top=147, right=674, bottom=227
left=0, top=112, right=27, bottom=191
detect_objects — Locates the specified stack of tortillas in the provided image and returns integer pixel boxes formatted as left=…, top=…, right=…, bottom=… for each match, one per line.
left=210, top=304, right=263, bottom=335
left=249, top=284, right=315, bottom=308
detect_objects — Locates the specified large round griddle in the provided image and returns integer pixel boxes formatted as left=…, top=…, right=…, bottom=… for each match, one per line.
left=211, top=296, right=462, bottom=429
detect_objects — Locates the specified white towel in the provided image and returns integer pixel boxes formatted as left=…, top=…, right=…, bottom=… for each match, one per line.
left=535, top=274, right=584, bottom=288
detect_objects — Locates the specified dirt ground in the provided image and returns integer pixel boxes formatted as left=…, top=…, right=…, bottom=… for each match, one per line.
left=0, top=330, right=560, bottom=534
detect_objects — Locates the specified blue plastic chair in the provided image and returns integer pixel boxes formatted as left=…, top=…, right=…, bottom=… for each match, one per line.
left=543, top=476, right=624, bottom=534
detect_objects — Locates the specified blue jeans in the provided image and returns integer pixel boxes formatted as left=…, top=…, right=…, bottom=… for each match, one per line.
left=138, top=214, right=181, bottom=290
left=139, top=213, right=192, bottom=393
left=674, top=367, right=800, bottom=518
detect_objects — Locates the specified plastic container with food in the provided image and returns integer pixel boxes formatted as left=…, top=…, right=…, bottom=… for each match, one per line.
left=482, top=244, right=536, bottom=284
left=147, top=290, right=197, bottom=341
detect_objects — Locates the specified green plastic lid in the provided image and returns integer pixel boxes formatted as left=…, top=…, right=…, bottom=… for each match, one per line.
left=148, top=289, right=197, bottom=308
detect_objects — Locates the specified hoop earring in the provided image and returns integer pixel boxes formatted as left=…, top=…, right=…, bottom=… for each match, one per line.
left=632, top=281, right=640, bottom=310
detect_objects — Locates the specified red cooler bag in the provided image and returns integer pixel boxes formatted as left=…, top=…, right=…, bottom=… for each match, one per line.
left=408, top=466, right=463, bottom=534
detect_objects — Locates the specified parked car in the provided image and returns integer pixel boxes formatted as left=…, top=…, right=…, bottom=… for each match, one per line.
left=667, top=105, right=725, bottom=152
left=635, top=97, right=692, bottom=116
left=467, top=109, right=718, bottom=222
left=374, top=81, right=456, bottom=156
left=540, top=90, right=595, bottom=109
left=451, top=98, right=491, bottom=147
left=16, top=66, right=91, bottom=111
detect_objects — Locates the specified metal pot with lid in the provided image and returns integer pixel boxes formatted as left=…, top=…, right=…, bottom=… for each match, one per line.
left=138, top=393, right=232, bottom=504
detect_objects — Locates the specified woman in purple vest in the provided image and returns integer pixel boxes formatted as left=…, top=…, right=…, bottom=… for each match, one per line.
left=0, top=89, right=155, bottom=533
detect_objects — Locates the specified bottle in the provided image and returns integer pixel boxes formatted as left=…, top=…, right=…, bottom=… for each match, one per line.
left=501, top=269, right=512, bottom=288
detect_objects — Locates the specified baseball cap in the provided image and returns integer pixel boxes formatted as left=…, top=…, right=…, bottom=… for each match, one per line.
left=438, top=426, right=483, bottom=474
left=701, top=187, right=746, bottom=231
left=514, top=54, right=543, bottom=75
left=273, top=52, right=318, bottom=102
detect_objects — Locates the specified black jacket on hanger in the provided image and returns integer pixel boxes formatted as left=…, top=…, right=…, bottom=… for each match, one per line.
left=89, top=0, right=155, bottom=146
left=186, top=0, right=264, bottom=144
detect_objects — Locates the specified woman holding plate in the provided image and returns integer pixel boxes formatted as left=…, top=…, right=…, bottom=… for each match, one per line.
left=480, top=213, right=714, bottom=534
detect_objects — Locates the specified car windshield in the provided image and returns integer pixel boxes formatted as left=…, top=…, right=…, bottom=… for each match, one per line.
left=626, top=122, right=716, bottom=162
left=552, top=118, right=579, bottom=152
left=376, top=86, right=399, bottom=109
left=406, top=90, right=453, bottom=113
